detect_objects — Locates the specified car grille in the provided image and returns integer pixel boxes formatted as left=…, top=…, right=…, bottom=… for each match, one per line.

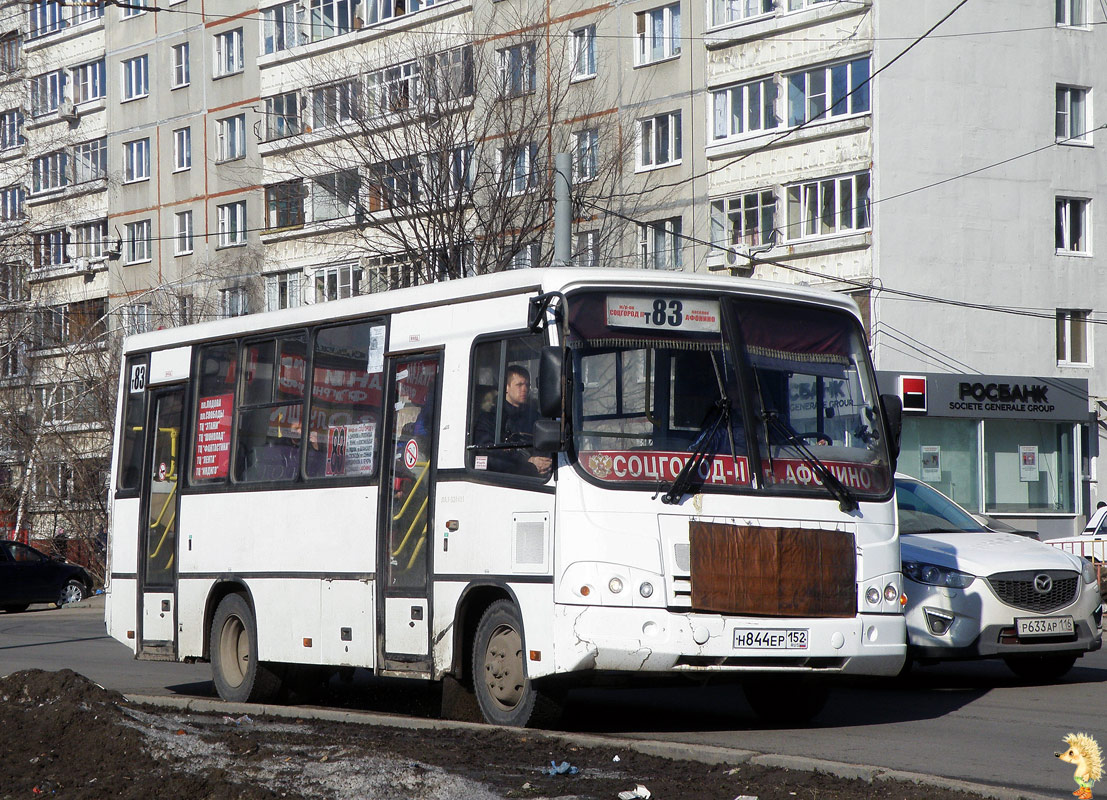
left=986, top=570, right=1078, bottom=613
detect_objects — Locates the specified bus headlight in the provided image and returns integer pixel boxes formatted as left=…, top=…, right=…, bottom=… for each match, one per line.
left=639, top=581, right=654, bottom=598
left=608, top=577, right=624, bottom=594
left=866, top=587, right=880, bottom=605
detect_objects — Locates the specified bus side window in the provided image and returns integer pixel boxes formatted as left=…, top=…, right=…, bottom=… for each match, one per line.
left=234, top=335, right=306, bottom=484
left=191, top=342, right=238, bottom=484
left=117, top=356, right=148, bottom=491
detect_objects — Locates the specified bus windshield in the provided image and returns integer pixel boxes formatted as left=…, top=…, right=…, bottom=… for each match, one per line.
left=567, top=290, right=892, bottom=500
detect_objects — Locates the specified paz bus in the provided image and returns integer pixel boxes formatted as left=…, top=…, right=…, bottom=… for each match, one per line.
left=105, top=268, right=906, bottom=726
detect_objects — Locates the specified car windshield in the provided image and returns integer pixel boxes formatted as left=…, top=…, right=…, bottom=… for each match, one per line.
left=896, top=477, right=989, bottom=534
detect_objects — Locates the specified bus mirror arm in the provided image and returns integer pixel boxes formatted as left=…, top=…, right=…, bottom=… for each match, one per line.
left=879, top=393, right=903, bottom=466
left=533, top=419, right=566, bottom=452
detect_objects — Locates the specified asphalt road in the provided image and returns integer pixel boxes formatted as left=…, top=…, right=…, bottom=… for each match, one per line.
left=1, top=597, right=1104, bottom=798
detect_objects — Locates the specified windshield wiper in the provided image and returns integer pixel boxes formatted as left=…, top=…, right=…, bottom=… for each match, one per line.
left=762, top=411, right=858, bottom=513
left=661, top=399, right=729, bottom=505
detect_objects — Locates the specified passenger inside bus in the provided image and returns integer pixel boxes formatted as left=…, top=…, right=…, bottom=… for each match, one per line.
left=472, top=364, right=552, bottom=478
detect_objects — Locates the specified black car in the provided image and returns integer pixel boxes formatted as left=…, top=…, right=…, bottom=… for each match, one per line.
left=0, top=541, right=93, bottom=612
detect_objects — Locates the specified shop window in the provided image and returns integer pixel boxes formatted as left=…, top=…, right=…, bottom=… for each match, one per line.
left=899, top=416, right=981, bottom=512
left=984, top=420, right=1075, bottom=514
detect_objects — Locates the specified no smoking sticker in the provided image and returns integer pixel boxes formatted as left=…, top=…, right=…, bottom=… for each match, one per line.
left=403, top=439, right=419, bottom=469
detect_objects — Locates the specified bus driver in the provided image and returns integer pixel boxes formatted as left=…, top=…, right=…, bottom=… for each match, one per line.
left=474, top=365, right=552, bottom=478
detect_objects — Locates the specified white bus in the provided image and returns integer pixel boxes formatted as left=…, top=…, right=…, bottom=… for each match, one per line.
left=106, top=268, right=906, bottom=726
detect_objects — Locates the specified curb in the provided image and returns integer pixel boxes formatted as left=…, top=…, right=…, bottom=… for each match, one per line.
left=125, top=693, right=1054, bottom=800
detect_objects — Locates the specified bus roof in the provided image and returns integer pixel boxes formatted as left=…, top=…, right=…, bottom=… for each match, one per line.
left=121, top=268, right=861, bottom=355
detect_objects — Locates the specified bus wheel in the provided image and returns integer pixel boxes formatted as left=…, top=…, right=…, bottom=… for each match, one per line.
left=472, top=600, right=559, bottom=727
left=210, top=594, right=281, bottom=703
left=742, top=676, right=830, bottom=725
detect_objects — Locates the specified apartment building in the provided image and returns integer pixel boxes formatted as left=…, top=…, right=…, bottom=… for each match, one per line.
left=0, top=0, right=1103, bottom=552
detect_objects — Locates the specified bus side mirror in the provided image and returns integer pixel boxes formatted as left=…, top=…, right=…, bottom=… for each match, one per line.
left=533, top=418, right=565, bottom=452
left=537, top=346, right=563, bottom=419
left=880, top=393, right=902, bottom=463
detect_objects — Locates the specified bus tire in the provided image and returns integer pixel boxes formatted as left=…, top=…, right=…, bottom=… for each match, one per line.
left=472, top=600, right=560, bottom=728
left=742, top=676, right=830, bottom=725
left=210, top=594, right=281, bottom=703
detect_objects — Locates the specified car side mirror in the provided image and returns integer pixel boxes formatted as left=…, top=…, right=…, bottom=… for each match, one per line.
left=537, top=346, right=563, bottom=419
left=533, top=418, right=564, bottom=452
left=880, top=393, right=902, bottom=464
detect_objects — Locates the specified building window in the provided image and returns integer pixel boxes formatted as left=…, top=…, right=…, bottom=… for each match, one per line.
left=1056, top=86, right=1089, bottom=143
left=0, top=34, right=19, bottom=73
left=173, top=127, right=191, bottom=171
left=1056, top=197, right=1089, bottom=253
left=0, top=109, right=23, bottom=150
left=313, top=80, right=361, bottom=128
left=315, top=263, right=362, bottom=302
left=73, top=219, right=107, bottom=259
left=573, top=129, right=598, bottom=182
left=787, top=57, right=870, bottom=126
left=785, top=171, right=871, bottom=241
left=638, top=111, right=682, bottom=169
left=0, top=185, right=24, bottom=221
left=1057, top=0, right=1086, bottom=26
left=121, top=0, right=149, bottom=17
left=171, top=43, right=190, bottom=88
left=123, top=138, right=150, bottom=183
left=31, top=151, right=68, bottom=194
left=265, top=271, right=302, bottom=311
left=221, top=286, right=249, bottom=318
left=72, top=60, right=105, bottom=104
left=121, top=55, right=148, bottom=101
left=638, top=217, right=683, bottom=270
left=498, top=42, right=536, bottom=97
left=365, top=254, right=418, bottom=293
left=29, top=1, right=65, bottom=39
left=711, top=0, right=771, bottom=27
left=785, top=0, right=835, bottom=9
left=124, top=220, right=151, bottom=263
left=265, top=180, right=306, bottom=229
left=571, top=25, right=596, bottom=79
left=368, top=61, right=421, bottom=117
left=712, top=77, right=779, bottom=141
left=310, top=0, right=354, bottom=41
left=510, top=243, right=541, bottom=269
left=264, top=92, right=301, bottom=139
left=711, top=190, right=776, bottom=251
left=120, top=303, right=152, bottom=336
left=573, top=230, right=597, bottom=268
left=176, top=295, right=193, bottom=325
left=213, top=28, right=244, bottom=77
left=73, top=138, right=107, bottom=183
left=1057, top=309, right=1090, bottom=365
left=216, top=115, right=246, bottom=161
left=369, top=159, right=419, bottom=210
left=33, top=229, right=68, bottom=269
left=263, top=2, right=304, bottom=53
left=499, top=144, right=538, bottom=196
left=30, top=71, right=66, bottom=117
left=635, top=3, right=680, bottom=65
left=424, top=145, right=473, bottom=199
left=313, top=170, right=360, bottom=220
left=217, top=201, right=247, bottom=246
left=71, top=1, right=105, bottom=24
left=174, top=210, right=193, bottom=254
left=426, top=46, right=474, bottom=102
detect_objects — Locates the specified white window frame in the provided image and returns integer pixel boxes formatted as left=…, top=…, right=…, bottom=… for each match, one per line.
left=174, top=210, right=194, bottom=255
left=0, top=185, right=25, bottom=222
left=1057, top=309, right=1091, bottom=366
left=499, top=143, right=538, bottom=196
left=123, top=138, right=150, bottom=183
left=710, top=189, right=777, bottom=251
left=217, top=201, right=247, bottom=247
left=710, top=0, right=771, bottom=28
left=263, top=2, right=305, bottom=54
left=498, top=42, right=536, bottom=97
left=638, top=216, right=683, bottom=270
left=314, top=263, right=362, bottom=302
left=0, top=109, right=24, bottom=150
left=173, top=127, right=192, bottom=171
left=712, top=77, right=779, bottom=141
left=265, top=92, right=301, bottom=140
left=313, top=80, right=361, bottom=129
left=216, top=115, right=246, bottom=162
left=121, top=55, right=149, bottom=102
left=121, top=0, right=149, bottom=17
left=73, top=138, right=107, bottom=183
left=120, top=303, right=152, bottom=337
left=124, top=220, right=152, bottom=264
left=785, top=171, right=871, bottom=242
left=510, top=243, right=541, bottom=270
left=72, top=60, right=106, bottom=104
left=312, top=170, right=360, bottom=221
left=368, top=61, right=422, bottom=117
left=31, top=151, right=68, bottom=194
left=1056, top=197, right=1090, bottom=254
left=213, top=28, right=244, bottom=77
left=221, top=286, right=249, bottom=318
left=33, top=229, right=68, bottom=269
left=1056, top=86, right=1089, bottom=143
left=787, top=57, right=871, bottom=126
left=573, top=129, right=598, bottom=182
left=31, top=70, right=66, bottom=117
left=635, top=3, right=680, bottom=66
left=1057, top=0, right=1087, bottom=27
left=310, top=0, right=355, bottom=41
left=265, top=270, right=303, bottom=311
left=29, top=1, right=64, bottom=39
left=573, top=230, right=597, bottom=268
left=71, top=1, right=105, bottom=25
left=571, top=25, right=596, bottom=80
left=637, top=110, right=682, bottom=170
left=73, top=219, right=107, bottom=259
left=171, top=43, right=190, bottom=88
left=785, top=0, right=835, bottom=9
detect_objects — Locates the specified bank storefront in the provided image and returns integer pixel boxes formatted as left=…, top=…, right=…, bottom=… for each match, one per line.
left=877, top=371, right=1091, bottom=539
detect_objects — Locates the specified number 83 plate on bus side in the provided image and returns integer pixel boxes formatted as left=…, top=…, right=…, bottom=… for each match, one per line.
left=733, top=628, right=809, bottom=650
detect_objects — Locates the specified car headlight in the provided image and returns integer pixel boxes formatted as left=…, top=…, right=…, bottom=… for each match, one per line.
left=1082, top=559, right=1098, bottom=585
left=902, top=560, right=975, bottom=589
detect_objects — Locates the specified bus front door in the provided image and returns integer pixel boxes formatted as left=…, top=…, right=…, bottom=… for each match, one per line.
left=378, top=353, right=440, bottom=676
left=137, top=388, right=185, bottom=660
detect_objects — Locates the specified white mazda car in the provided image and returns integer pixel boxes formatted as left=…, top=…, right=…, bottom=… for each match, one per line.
left=896, top=475, right=1102, bottom=681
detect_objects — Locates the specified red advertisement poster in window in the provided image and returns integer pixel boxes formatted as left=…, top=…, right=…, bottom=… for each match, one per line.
left=194, top=393, right=233, bottom=480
